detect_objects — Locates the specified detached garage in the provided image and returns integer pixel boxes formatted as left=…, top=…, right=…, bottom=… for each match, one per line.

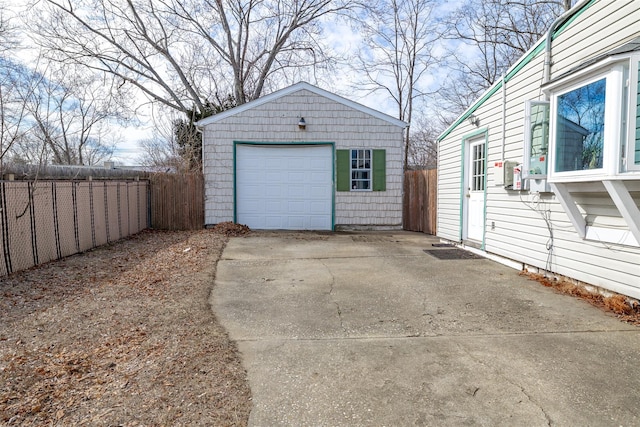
left=197, top=82, right=407, bottom=230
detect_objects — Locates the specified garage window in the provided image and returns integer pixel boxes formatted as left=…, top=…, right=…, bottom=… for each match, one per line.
left=336, top=149, right=386, bottom=192
left=351, top=149, right=371, bottom=190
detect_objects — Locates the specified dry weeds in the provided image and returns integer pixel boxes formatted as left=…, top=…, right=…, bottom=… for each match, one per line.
left=0, top=229, right=251, bottom=426
left=523, top=272, right=640, bottom=325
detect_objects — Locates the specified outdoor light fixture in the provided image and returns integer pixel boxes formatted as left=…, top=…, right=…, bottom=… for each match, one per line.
left=298, top=117, right=306, bottom=130
left=468, top=115, right=480, bottom=127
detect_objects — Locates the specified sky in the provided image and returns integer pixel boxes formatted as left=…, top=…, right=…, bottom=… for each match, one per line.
left=6, top=0, right=466, bottom=166
left=109, top=0, right=467, bottom=165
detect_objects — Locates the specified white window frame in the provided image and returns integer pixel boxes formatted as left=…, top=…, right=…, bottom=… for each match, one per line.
left=626, top=56, right=640, bottom=171
left=350, top=149, right=372, bottom=191
left=544, top=54, right=640, bottom=182
left=523, top=100, right=550, bottom=179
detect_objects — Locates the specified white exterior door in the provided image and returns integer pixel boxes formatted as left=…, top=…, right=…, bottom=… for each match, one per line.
left=235, top=144, right=333, bottom=230
left=465, top=138, right=486, bottom=242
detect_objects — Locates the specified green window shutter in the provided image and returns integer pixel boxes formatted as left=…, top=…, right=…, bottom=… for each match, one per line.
left=336, top=149, right=350, bottom=191
left=372, top=149, right=386, bottom=191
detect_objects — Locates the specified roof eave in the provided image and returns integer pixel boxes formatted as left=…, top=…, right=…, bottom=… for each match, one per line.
left=195, top=81, right=408, bottom=129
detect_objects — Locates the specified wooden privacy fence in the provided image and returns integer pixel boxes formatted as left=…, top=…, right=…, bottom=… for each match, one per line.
left=0, top=180, right=148, bottom=277
left=403, top=169, right=437, bottom=235
left=149, top=173, right=204, bottom=230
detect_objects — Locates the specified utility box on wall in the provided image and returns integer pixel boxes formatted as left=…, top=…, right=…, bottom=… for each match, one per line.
left=493, top=160, right=517, bottom=187
left=513, top=164, right=523, bottom=190
left=529, top=177, right=552, bottom=193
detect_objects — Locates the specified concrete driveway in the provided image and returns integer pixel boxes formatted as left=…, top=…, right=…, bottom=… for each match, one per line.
left=212, top=231, right=640, bottom=426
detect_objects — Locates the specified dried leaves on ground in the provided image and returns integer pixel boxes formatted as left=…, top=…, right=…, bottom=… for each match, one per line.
left=0, top=229, right=251, bottom=426
left=211, top=222, right=251, bottom=237
left=523, top=272, right=640, bottom=325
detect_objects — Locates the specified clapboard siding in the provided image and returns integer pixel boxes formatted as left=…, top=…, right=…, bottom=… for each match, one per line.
left=551, top=0, right=639, bottom=77
left=437, top=0, right=640, bottom=298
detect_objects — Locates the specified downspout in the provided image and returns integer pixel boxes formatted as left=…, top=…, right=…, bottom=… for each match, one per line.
left=196, top=125, right=204, bottom=173
left=542, top=0, right=593, bottom=93
left=501, top=73, right=506, bottom=160
left=195, top=125, right=206, bottom=226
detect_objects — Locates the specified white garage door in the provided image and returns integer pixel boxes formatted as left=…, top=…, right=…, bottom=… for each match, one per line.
left=236, top=144, right=333, bottom=230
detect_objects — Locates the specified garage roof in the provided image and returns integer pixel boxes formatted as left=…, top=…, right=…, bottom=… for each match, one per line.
left=195, top=81, right=408, bottom=128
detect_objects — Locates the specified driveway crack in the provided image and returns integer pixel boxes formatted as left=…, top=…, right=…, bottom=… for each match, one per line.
left=457, top=343, right=552, bottom=426
left=322, top=262, right=347, bottom=334
left=513, top=382, right=552, bottom=426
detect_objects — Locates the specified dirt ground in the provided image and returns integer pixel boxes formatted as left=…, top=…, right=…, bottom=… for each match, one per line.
left=0, top=228, right=251, bottom=426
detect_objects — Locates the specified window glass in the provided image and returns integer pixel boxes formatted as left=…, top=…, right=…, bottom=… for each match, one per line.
left=351, top=149, right=371, bottom=190
left=555, top=78, right=606, bottom=172
left=471, top=143, right=485, bottom=191
left=528, top=103, right=549, bottom=175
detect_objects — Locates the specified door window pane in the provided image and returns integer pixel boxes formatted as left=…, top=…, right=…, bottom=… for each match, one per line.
left=471, top=143, right=485, bottom=191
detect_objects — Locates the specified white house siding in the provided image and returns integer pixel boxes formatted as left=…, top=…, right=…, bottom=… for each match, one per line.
left=437, top=0, right=640, bottom=299
left=202, top=89, right=404, bottom=228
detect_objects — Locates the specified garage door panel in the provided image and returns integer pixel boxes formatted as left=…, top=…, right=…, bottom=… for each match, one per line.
left=288, top=201, right=307, bottom=214
left=265, top=158, right=283, bottom=170
left=287, top=185, right=306, bottom=198
left=266, top=185, right=286, bottom=197
left=309, top=184, right=330, bottom=196
left=310, top=171, right=329, bottom=180
left=265, top=216, right=286, bottom=228
left=309, top=200, right=330, bottom=211
left=265, top=171, right=282, bottom=181
left=241, top=187, right=262, bottom=199
left=236, top=145, right=332, bottom=230
left=309, top=158, right=329, bottom=169
left=286, top=216, right=307, bottom=228
left=288, top=171, right=305, bottom=182
left=239, top=169, right=261, bottom=181
left=284, top=157, right=300, bottom=168
left=265, top=200, right=283, bottom=213
left=309, top=217, right=331, bottom=229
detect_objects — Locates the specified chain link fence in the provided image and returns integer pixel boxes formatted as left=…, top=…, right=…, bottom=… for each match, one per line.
left=0, top=180, right=149, bottom=277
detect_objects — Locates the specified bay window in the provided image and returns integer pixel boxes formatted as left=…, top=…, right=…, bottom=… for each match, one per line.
left=544, top=52, right=640, bottom=181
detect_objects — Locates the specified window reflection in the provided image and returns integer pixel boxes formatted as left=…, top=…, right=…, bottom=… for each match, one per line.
left=555, top=78, right=606, bottom=172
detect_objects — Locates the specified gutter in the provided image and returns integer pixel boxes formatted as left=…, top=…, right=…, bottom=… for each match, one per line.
left=542, top=0, right=595, bottom=89
left=437, top=0, right=596, bottom=143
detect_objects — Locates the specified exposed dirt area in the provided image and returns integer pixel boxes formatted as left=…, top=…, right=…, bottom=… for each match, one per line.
left=0, top=228, right=251, bottom=426
left=523, top=272, right=640, bottom=325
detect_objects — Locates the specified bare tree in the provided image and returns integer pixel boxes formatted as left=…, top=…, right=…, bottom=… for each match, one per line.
left=138, top=107, right=192, bottom=172
left=407, top=118, right=440, bottom=169
left=15, top=63, right=123, bottom=166
left=0, top=6, right=26, bottom=173
left=0, top=6, right=16, bottom=55
left=353, top=0, right=439, bottom=171
left=32, top=0, right=356, bottom=117
left=0, top=60, right=40, bottom=173
left=438, top=0, right=574, bottom=117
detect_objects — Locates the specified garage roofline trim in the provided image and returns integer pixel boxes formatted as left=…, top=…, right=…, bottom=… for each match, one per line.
left=195, top=82, right=408, bottom=129
left=233, top=141, right=336, bottom=231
